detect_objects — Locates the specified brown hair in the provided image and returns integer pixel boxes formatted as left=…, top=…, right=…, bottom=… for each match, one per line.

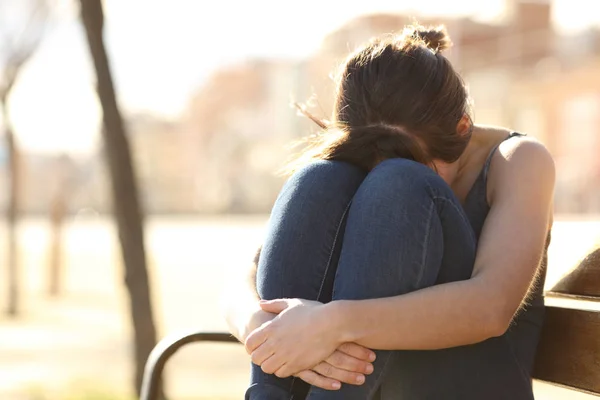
left=288, top=24, right=472, bottom=173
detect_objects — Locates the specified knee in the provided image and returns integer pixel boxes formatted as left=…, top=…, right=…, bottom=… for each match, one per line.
left=373, top=158, right=435, bottom=179
left=365, top=158, right=445, bottom=195
left=283, top=160, right=366, bottom=199
left=292, top=160, right=365, bottom=184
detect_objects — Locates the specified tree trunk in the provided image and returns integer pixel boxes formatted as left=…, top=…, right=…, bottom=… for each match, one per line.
left=3, top=100, right=20, bottom=317
left=47, top=155, right=73, bottom=297
left=79, top=1, right=160, bottom=396
left=48, top=170, right=66, bottom=297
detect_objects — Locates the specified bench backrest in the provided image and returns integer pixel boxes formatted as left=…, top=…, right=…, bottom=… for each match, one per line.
left=532, top=247, right=600, bottom=395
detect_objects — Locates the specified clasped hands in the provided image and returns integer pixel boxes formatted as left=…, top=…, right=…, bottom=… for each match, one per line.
left=244, top=298, right=375, bottom=391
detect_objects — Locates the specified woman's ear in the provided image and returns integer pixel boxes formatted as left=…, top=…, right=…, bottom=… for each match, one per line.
left=456, top=115, right=472, bottom=136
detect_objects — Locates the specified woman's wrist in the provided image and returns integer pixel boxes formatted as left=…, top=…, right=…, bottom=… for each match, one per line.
left=323, top=300, right=360, bottom=344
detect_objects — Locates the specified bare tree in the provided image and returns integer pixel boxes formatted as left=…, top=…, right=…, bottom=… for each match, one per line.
left=47, top=153, right=72, bottom=297
left=0, top=0, right=49, bottom=316
left=78, top=0, right=160, bottom=396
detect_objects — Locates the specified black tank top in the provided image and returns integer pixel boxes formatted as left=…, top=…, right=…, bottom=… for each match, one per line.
left=463, top=131, right=549, bottom=375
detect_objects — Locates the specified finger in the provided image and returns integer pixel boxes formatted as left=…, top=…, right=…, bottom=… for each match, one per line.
left=260, top=353, right=285, bottom=375
left=250, top=343, right=274, bottom=366
left=245, top=326, right=269, bottom=354
left=327, top=350, right=373, bottom=375
left=274, top=364, right=292, bottom=379
left=313, top=361, right=365, bottom=386
left=337, top=342, right=376, bottom=362
left=295, top=370, right=341, bottom=391
left=258, top=299, right=290, bottom=314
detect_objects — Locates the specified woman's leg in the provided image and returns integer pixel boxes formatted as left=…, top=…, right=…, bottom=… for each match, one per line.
left=302, top=158, right=475, bottom=399
left=306, top=159, right=533, bottom=400
left=246, top=160, right=367, bottom=400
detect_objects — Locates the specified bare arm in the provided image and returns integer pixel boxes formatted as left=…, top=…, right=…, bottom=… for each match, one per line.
left=222, top=246, right=271, bottom=342
left=328, top=138, right=555, bottom=349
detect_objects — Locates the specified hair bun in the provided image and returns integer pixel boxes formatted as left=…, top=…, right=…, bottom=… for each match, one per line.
left=409, top=25, right=452, bottom=53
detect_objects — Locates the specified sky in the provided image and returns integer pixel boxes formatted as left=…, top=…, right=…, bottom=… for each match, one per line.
left=1, top=0, right=599, bottom=155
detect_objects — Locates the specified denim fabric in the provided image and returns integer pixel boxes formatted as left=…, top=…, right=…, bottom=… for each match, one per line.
left=246, top=158, right=536, bottom=400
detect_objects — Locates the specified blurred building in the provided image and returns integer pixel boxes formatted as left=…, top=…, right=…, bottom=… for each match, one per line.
left=128, top=113, right=190, bottom=213
left=181, top=0, right=571, bottom=214
left=181, top=59, right=311, bottom=213
left=2, top=151, right=103, bottom=215
left=4, top=113, right=192, bottom=216
left=513, top=52, right=600, bottom=213
left=175, top=0, right=600, bottom=215
left=305, top=0, right=556, bottom=126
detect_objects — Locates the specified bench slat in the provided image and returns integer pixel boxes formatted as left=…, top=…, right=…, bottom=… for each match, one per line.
left=533, top=306, right=600, bottom=395
left=549, top=248, right=600, bottom=300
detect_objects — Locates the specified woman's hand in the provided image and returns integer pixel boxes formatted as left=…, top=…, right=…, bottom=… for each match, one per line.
left=245, top=298, right=351, bottom=378
left=295, top=342, right=375, bottom=390
left=240, top=307, right=277, bottom=343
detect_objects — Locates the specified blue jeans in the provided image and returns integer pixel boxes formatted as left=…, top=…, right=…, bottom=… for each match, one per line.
left=247, top=159, right=534, bottom=400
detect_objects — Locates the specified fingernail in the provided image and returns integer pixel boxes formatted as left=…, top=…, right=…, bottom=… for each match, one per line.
left=365, top=364, right=374, bottom=374
left=332, top=382, right=341, bottom=389
left=356, top=375, right=365, bottom=384
left=369, top=352, right=376, bottom=361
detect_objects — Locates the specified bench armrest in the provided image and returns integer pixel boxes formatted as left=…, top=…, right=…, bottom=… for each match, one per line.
left=140, top=331, right=240, bottom=400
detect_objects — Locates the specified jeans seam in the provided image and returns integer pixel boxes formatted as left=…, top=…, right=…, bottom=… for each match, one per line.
left=316, top=200, right=353, bottom=301
left=415, top=201, right=435, bottom=288
left=431, top=196, right=476, bottom=244
left=422, top=176, right=473, bottom=244
left=293, top=201, right=351, bottom=398
left=367, top=352, right=394, bottom=399
left=288, top=378, right=297, bottom=399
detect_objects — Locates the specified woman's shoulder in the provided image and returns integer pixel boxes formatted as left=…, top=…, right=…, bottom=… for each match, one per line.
left=496, top=133, right=552, bottom=164
left=486, top=130, right=555, bottom=204
left=475, top=124, right=550, bottom=162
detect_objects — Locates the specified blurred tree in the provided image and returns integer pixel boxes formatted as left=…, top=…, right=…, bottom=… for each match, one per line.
left=47, top=153, right=73, bottom=297
left=0, top=0, right=49, bottom=316
left=79, top=0, right=160, bottom=396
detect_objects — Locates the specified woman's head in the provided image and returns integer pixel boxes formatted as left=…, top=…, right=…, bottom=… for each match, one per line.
left=296, top=24, right=472, bottom=172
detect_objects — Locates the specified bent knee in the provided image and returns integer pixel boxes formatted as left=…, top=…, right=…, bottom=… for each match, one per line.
left=367, top=158, right=445, bottom=193
left=293, top=160, right=365, bottom=182
left=373, top=158, right=434, bottom=178
left=285, top=160, right=366, bottom=195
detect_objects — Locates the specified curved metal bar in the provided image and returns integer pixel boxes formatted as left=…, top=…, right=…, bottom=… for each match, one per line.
left=140, top=331, right=240, bottom=400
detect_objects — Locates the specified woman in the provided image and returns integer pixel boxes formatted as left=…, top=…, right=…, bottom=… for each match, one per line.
left=224, top=25, right=554, bottom=400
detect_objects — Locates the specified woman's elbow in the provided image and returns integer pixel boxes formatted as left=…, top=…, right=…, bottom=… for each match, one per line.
left=486, top=315, right=511, bottom=338
left=482, top=304, right=515, bottom=339
left=471, top=280, right=517, bottom=339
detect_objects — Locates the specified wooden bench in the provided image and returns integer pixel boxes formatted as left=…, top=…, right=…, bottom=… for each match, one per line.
left=139, top=248, right=600, bottom=400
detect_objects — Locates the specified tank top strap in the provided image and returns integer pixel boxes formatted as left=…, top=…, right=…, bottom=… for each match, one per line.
left=482, top=131, right=525, bottom=179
